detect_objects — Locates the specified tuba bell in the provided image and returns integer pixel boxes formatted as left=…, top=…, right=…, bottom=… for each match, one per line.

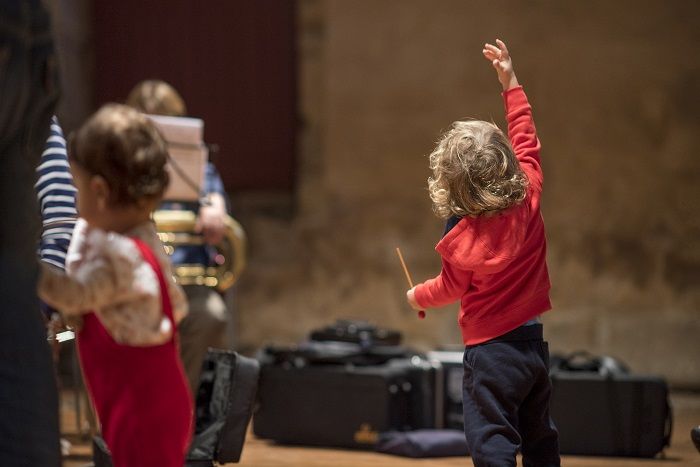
left=144, top=113, right=245, bottom=292
left=153, top=209, right=246, bottom=292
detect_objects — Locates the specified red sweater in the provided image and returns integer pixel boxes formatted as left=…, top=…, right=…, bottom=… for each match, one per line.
left=414, top=86, right=551, bottom=345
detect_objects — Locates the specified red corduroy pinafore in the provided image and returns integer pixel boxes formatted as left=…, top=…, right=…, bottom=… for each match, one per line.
left=77, top=238, right=193, bottom=467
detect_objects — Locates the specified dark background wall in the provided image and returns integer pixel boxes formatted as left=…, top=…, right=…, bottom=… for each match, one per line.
left=91, top=0, right=297, bottom=191
left=48, top=0, right=700, bottom=387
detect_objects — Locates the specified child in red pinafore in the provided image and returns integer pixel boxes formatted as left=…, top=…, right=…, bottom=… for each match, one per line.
left=39, top=104, right=192, bottom=467
left=407, top=40, right=560, bottom=466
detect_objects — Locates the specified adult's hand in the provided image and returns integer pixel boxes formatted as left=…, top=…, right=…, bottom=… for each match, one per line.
left=196, top=193, right=227, bottom=245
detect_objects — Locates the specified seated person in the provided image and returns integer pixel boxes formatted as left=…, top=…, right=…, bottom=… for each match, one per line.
left=126, top=80, right=233, bottom=394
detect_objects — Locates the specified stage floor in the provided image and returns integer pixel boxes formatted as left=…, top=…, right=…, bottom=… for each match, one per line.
left=62, top=392, right=700, bottom=466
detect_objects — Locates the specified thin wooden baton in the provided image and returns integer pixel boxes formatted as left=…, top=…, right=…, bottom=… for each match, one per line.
left=395, top=247, right=425, bottom=319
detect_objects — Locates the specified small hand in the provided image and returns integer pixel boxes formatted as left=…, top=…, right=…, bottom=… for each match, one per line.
left=63, top=314, right=84, bottom=332
left=406, top=287, right=422, bottom=311
left=46, top=312, right=64, bottom=340
left=482, top=39, right=519, bottom=91
left=48, top=312, right=83, bottom=334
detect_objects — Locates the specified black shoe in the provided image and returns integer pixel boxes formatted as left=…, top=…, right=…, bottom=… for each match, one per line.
left=692, top=426, right=700, bottom=453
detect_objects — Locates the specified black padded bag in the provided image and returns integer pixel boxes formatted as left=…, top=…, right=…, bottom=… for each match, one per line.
left=549, top=352, right=671, bottom=457
left=188, top=349, right=259, bottom=464
left=309, top=319, right=402, bottom=346
left=253, top=357, right=441, bottom=449
left=93, top=350, right=259, bottom=466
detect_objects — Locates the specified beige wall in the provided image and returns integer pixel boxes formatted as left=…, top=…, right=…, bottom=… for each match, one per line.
left=234, top=0, right=700, bottom=387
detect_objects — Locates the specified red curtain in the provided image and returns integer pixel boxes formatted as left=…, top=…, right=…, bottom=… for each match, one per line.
left=93, top=0, right=297, bottom=192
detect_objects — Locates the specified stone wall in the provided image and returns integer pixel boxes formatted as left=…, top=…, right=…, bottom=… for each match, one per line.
left=233, top=0, right=700, bottom=387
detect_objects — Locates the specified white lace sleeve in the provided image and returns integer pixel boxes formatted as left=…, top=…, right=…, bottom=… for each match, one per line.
left=38, top=230, right=136, bottom=315
left=39, top=226, right=175, bottom=345
left=99, top=245, right=172, bottom=345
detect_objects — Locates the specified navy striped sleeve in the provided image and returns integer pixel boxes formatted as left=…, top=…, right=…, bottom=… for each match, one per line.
left=35, top=116, right=77, bottom=270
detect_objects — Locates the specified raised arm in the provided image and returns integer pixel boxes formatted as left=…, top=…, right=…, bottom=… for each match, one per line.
left=483, top=39, right=542, bottom=189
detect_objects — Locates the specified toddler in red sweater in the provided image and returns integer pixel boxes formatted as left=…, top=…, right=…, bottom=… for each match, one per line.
left=407, top=40, right=560, bottom=466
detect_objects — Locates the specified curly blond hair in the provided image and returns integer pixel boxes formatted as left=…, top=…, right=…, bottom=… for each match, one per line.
left=428, top=120, right=527, bottom=219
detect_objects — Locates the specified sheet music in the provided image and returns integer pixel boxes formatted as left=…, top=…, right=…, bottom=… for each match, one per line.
left=146, top=114, right=207, bottom=202
left=146, top=114, right=203, bottom=145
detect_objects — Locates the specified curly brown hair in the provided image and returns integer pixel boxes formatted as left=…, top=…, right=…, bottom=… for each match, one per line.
left=68, top=104, right=170, bottom=206
left=428, top=120, right=528, bottom=219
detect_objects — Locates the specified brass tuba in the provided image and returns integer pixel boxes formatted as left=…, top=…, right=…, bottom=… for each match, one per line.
left=153, top=210, right=246, bottom=292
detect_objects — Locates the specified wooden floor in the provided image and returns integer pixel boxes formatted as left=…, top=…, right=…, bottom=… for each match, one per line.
left=62, top=392, right=700, bottom=467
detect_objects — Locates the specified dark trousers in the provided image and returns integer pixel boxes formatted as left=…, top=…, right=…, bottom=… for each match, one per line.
left=462, top=324, right=560, bottom=467
left=0, top=1, right=61, bottom=465
left=179, top=284, right=230, bottom=396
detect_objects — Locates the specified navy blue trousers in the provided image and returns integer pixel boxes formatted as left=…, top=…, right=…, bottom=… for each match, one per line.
left=462, top=324, right=560, bottom=467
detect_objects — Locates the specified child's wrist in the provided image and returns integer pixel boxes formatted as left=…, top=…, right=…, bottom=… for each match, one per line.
left=502, top=74, right=519, bottom=91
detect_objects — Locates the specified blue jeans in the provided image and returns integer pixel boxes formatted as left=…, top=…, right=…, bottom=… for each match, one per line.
left=0, top=1, right=61, bottom=465
left=462, top=324, right=560, bottom=467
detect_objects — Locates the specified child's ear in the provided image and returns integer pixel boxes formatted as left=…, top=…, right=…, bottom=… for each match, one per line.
left=90, top=175, right=111, bottom=210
